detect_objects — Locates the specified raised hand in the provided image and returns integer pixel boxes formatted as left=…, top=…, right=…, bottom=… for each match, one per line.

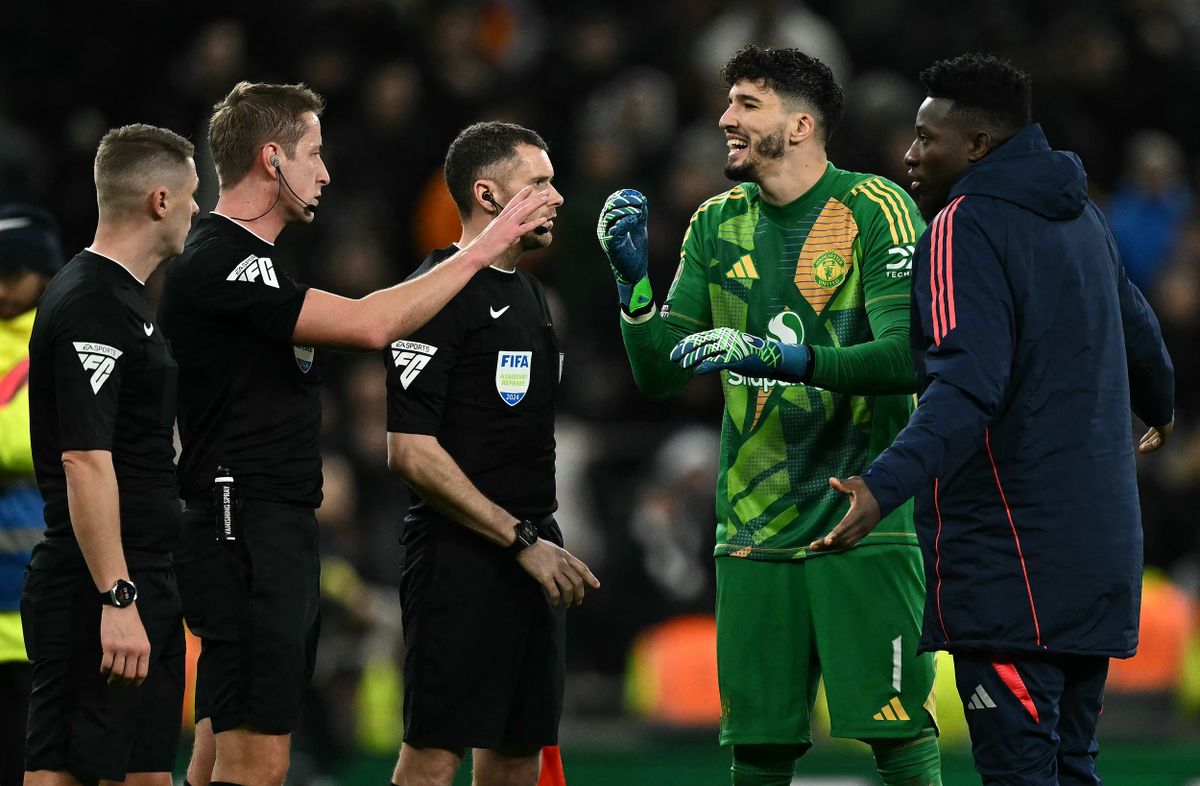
left=464, top=185, right=550, bottom=267
left=597, top=189, right=653, bottom=311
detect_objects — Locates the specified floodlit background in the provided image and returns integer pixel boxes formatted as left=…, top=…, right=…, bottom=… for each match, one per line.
left=4, top=1, right=1200, bottom=783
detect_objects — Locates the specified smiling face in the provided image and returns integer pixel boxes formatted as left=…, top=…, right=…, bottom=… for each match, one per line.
left=719, top=80, right=793, bottom=183
left=904, top=97, right=977, bottom=221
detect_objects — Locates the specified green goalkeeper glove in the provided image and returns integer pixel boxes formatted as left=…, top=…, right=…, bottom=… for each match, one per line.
left=597, top=188, right=654, bottom=314
left=670, top=327, right=813, bottom=381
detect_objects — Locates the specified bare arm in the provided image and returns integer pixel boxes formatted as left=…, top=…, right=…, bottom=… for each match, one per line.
left=293, top=187, right=550, bottom=350
left=62, top=449, right=150, bottom=686
left=387, top=432, right=599, bottom=605
left=387, top=433, right=515, bottom=544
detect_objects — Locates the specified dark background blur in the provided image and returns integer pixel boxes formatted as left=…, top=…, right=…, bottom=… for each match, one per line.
left=4, top=0, right=1200, bottom=782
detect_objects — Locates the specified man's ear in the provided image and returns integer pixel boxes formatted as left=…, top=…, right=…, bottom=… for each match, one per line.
left=967, top=130, right=994, bottom=163
left=475, top=180, right=501, bottom=214
left=149, top=187, right=170, bottom=220
left=790, top=112, right=817, bottom=145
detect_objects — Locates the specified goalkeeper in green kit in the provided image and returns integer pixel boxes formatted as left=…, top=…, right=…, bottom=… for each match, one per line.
left=597, top=46, right=941, bottom=785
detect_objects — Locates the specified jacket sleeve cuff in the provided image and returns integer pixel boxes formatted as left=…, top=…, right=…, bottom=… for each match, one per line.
left=862, top=461, right=908, bottom=520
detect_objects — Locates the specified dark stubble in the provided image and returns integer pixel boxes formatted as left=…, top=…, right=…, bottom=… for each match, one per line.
left=724, top=126, right=787, bottom=182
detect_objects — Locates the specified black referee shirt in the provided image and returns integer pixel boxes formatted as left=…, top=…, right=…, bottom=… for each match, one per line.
left=159, top=214, right=322, bottom=507
left=386, top=246, right=559, bottom=521
left=28, top=250, right=179, bottom=553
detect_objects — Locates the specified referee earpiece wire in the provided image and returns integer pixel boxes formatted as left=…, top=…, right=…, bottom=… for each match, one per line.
left=226, top=156, right=286, bottom=222
left=483, top=189, right=549, bottom=234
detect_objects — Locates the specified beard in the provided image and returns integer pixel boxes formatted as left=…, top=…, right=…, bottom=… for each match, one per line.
left=724, top=127, right=787, bottom=182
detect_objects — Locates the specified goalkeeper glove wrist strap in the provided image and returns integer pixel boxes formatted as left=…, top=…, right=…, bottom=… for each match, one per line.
left=774, top=342, right=814, bottom=383
left=617, top=275, right=654, bottom=316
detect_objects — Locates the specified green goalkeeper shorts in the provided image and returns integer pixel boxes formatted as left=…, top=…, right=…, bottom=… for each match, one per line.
left=715, top=546, right=937, bottom=745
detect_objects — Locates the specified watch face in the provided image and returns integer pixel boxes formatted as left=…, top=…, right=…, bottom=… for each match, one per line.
left=111, top=580, right=137, bottom=607
left=516, top=520, right=539, bottom=547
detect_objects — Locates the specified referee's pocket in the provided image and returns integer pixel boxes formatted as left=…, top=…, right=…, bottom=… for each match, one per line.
left=223, top=502, right=254, bottom=596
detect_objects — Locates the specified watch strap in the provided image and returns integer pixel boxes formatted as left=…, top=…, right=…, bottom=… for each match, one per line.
left=100, top=579, right=137, bottom=608
left=502, top=519, right=538, bottom=557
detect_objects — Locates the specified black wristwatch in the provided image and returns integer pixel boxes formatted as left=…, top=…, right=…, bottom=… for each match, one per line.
left=100, top=579, right=138, bottom=608
left=503, top=519, right=539, bottom=557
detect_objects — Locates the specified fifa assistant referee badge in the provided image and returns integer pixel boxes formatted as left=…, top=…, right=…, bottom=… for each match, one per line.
left=100, top=578, right=138, bottom=608
left=503, top=519, right=539, bottom=557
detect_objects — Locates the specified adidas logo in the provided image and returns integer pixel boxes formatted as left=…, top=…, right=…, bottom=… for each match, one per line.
left=726, top=254, right=760, bottom=280
left=873, top=696, right=910, bottom=721
left=73, top=341, right=123, bottom=393
left=227, top=255, right=279, bottom=288
left=390, top=340, right=438, bottom=389
left=966, top=685, right=997, bottom=710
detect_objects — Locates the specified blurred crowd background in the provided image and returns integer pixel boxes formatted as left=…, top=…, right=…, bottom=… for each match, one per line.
left=4, top=0, right=1200, bottom=780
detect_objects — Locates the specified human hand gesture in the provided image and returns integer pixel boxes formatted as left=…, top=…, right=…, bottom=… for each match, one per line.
left=464, top=186, right=550, bottom=267
left=670, top=327, right=783, bottom=376
left=100, top=604, right=151, bottom=687
left=516, top=540, right=601, bottom=607
left=809, top=476, right=881, bottom=553
left=1138, top=419, right=1173, bottom=454
left=597, top=189, right=653, bottom=311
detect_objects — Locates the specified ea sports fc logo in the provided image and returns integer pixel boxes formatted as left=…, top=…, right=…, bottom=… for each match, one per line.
left=813, top=251, right=847, bottom=289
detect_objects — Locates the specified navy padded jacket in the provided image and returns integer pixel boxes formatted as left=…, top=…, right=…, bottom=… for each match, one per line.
left=864, top=124, right=1174, bottom=658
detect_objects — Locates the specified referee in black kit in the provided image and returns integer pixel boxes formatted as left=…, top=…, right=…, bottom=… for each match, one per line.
left=157, top=84, right=550, bottom=786
left=385, top=122, right=600, bottom=786
left=23, top=125, right=198, bottom=786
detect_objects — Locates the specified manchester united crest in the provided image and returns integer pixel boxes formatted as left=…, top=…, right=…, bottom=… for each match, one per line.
left=813, top=251, right=848, bottom=289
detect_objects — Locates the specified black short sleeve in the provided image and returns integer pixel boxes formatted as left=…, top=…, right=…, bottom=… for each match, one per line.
left=385, top=303, right=464, bottom=435
left=193, top=246, right=308, bottom=342
left=384, top=252, right=559, bottom=521
left=54, top=294, right=130, bottom=452
left=31, top=251, right=180, bottom=550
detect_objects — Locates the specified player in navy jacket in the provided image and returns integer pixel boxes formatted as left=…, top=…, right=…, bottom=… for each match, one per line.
left=813, top=55, right=1174, bottom=785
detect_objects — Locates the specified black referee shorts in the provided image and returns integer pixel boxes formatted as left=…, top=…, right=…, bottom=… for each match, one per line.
left=400, top=515, right=566, bottom=752
left=20, top=545, right=184, bottom=782
left=176, top=498, right=320, bottom=735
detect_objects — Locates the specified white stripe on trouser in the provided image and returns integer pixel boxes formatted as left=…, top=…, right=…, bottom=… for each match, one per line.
left=892, top=636, right=902, bottom=692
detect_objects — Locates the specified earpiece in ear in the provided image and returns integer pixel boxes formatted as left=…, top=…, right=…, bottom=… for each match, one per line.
left=270, top=156, right=280, bottom=168
left=482, top=190, right=500, bottom=213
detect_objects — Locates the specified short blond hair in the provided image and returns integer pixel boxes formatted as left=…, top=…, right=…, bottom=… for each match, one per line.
left=209, top=81, right=325, bottom=189
left=94, top=124, right=194, bottom=217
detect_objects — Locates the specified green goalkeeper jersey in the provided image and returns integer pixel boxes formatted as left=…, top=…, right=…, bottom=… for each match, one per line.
left=622, top=163, right=926, bottom=559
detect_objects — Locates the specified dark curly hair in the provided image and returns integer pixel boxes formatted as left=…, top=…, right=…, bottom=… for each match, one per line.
left=920, top=54, right=1032, bottom=137
left=720, top=45, right=845, bottom=143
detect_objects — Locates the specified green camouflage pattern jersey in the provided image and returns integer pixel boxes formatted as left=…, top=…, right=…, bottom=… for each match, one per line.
left=622, top=163, right=926, bottom=559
